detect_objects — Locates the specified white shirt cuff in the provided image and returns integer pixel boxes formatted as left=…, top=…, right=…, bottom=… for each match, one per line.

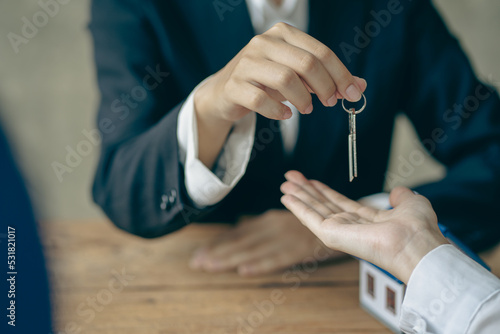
left=177, top=80, right=256, bottom=207
left=400, top=244, right=500, bottom=334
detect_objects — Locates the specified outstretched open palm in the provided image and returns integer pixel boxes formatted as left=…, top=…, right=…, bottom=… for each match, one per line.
left=280, top=171, right=448, bottom=283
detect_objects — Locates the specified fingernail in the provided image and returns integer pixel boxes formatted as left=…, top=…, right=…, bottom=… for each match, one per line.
left=283, top=108, right=292, bottom=119
left=327, top=95, right=337, bottom=107
left=346, top=84, right=362, bottom=102
left=304, top=104, right=313, bottom=114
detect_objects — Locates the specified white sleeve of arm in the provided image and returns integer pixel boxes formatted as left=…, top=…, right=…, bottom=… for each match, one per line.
left=400, top=244, right=500, bottom=334
left=177, top=80, right=256, bottom=208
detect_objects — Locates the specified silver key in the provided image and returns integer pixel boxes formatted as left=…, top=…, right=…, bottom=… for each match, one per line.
left=342, top=94, right=366, bottom=182
left=348, top=108, right=357, bottom=182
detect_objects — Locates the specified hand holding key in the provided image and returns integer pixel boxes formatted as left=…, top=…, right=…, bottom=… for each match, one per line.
left=193, top=22, right=366, bottom=169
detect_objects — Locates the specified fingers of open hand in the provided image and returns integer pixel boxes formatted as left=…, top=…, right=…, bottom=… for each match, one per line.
left=284, top=170, right=343, bottom=214
left=205, top=241, right=277, bottom=273
left=280, top=193, right=325, bottom=240
left=388, top=187, right=440, bottom=238
left=281, top=180, right=339, bottom=219
left=189, top=225, right=271, bottom=271
left=237, top=250, right=296, bottom=276
left=389, top=186, right=434, bottom=216
left=308, top=179, right=365, bottom=213
left=389, top=186, right=417, bottom=208
left=279, top=193, right=362, bottom=254
left=189, top=216, right=316, bottom=276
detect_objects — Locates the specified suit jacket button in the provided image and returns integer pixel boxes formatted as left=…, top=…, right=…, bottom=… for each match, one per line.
left=160, top=190, right=177, bottom=211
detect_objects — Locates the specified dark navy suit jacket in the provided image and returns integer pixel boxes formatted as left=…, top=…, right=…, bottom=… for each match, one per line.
left=0, top=126, right=52, bottom=333
left=90, top=0, right=500, bottom=252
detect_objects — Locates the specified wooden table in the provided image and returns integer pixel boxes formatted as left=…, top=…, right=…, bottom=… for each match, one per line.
left=41, top=220, right=500, bottom=334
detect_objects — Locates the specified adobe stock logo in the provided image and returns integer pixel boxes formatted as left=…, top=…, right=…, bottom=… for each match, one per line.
left=340, top=0, right=408, bottom=64
left=54, top=267, right=135, bottom=334
left=51, top=128, right=102, bottom=183
left=7, top=0, right=73, bottom=54
left=212, top=0, right=244, bottom=21
left=51, top=64, right=169, bottom=183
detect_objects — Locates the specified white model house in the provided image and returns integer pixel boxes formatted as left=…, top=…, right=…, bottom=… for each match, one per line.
left=359, top=260, right=405, bottom=333
left=359, top=224, right=490, bottom=333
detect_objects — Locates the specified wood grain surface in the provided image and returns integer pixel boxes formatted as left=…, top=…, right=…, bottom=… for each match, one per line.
left=41, top=220, right=500, bottom=334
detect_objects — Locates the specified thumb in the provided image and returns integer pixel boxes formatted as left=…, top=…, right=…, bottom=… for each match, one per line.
left=389, top=186, right=416, bottom=208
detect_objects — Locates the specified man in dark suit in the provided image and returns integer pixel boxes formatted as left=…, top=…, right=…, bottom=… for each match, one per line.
left=90, top=0, right=500, bottom=276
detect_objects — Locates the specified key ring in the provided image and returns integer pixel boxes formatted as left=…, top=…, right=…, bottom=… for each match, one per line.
left=342, top=93, right=366, bottom=114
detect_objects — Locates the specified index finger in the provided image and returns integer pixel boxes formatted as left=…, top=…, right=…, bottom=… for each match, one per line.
left=280, top=194, right=325, bottom=237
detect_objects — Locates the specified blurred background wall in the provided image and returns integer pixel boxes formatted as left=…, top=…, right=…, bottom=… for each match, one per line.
left=0, top=0, right=499, bottom=222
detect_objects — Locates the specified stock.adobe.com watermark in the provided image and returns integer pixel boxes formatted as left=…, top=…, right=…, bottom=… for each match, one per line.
left=51, top=64, right=169, bottom=182
left=52, top=268, right=135, bottom=334
left=7, top=0, right=73, bottom=54
left=6, top=227, right=16, bottom=327
left=385, top=76, right=498, bottom=188
left=423, top=274, right=466, bottom=322
left=236, top=245, right=335, bottom=334
left=212, top=0, right=244, bottom=21
left=339, top=0, right=410, bottom=64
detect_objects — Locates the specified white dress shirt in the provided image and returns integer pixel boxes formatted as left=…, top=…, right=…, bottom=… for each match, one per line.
left=176, top=2, right=500, bottom=333
left=401, top=245, right=500, bottom=334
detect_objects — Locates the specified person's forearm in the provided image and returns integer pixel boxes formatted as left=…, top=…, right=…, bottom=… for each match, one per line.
left=194, top=81, right=234, bottom=169
left=394, top=228, right=448, bottom=284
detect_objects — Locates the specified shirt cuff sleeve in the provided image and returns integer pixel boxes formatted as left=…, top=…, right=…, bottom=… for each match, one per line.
left=177, top=79, right=256, bottom=208
left=400, top=244, right=500, bottom=334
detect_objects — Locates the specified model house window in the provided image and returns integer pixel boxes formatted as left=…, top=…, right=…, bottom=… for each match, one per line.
left=386, top=287, right=396, bottom=314
left=367, top=273, right=375, bottom=298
